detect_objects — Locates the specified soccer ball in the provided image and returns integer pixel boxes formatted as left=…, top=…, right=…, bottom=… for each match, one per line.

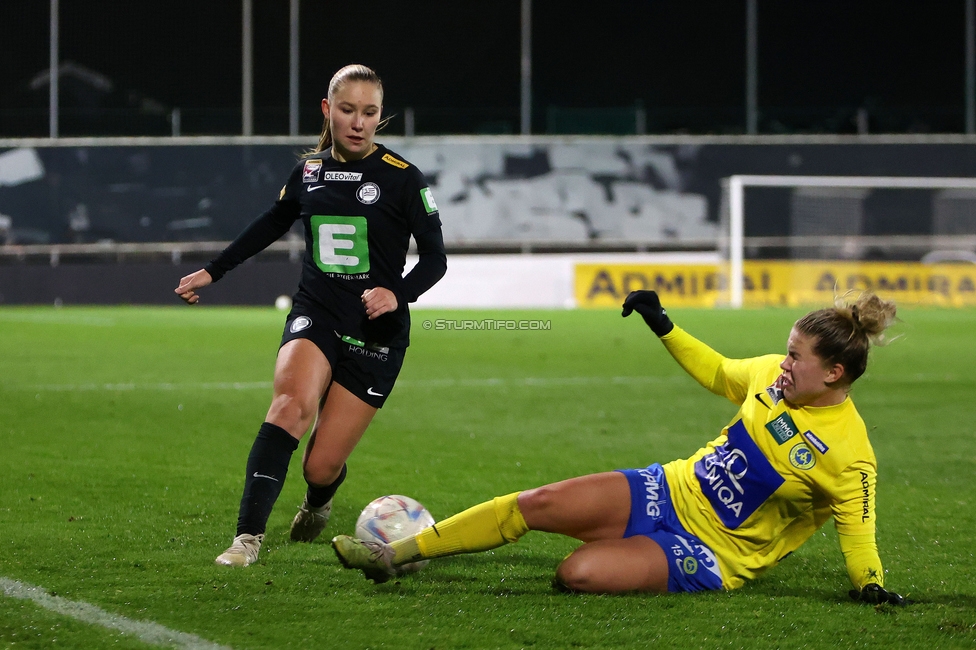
left=274, top=294, right=292, bottom=311
left=355, top=495, right=435, bottom=573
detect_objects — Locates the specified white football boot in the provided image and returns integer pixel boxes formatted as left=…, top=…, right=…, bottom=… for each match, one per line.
left=214, top=533, right=264, bottom=567
left=289, top=496, right=333, bottom=543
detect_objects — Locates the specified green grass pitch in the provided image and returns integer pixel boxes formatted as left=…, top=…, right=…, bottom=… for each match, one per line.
left=1, top=305, right=974, bottom=649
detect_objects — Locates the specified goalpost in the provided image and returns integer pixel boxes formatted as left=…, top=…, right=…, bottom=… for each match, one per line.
left=723, top=175, right=976, bottom=307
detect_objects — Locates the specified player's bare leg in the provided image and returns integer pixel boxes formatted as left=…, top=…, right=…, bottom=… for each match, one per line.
left=216, top=339, right=331, bottom=566
left=517, top=471, right=633, bottom=541
left=302, top=383, right=376, bottom=486
left=517, top=471, right=669, bottom=592
left=334, top=471, right=639, bottom=583
left=554, top=537, right=669, bottom=593
left=266, top=339, right=332, bottom=437
left=290, top=383, right=377, bottom=542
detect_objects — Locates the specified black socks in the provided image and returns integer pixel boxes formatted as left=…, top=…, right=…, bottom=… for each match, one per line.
left=236, top=422, right=300, bottom=536
left=305, top=463, right=347, bottom=509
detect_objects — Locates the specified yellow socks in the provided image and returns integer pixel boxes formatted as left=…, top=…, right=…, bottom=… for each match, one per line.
left=390, top=492, right=529, bottom=565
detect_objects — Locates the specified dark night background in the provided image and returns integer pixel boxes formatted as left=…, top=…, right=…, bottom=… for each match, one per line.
left=0, top=0, right=970, bottom=137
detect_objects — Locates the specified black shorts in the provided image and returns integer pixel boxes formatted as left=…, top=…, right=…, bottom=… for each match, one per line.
left=279, top=308, right=405, bottom=409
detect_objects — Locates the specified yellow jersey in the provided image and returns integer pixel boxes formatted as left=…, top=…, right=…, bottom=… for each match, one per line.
left=659, top=326, right=885, bottom=590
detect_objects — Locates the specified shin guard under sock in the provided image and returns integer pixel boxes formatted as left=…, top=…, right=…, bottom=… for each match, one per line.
left=305, top=463, right=347, bottom=509
left=236, top=422, right=300, bottom=536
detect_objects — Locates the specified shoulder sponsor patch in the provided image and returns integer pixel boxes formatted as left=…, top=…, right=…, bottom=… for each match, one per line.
left=421, top=187, right=438, bottom=214
left=302, top=159, right=322, bottom=183
left=765, top=412, right=800, bottom=445
left=382, top=153, right=409, bottom=169
left=803, top=430, right=829, bottom=454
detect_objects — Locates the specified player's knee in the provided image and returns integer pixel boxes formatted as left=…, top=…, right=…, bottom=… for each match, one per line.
left=303, top=459, right=345, bottom=487
left=267, top=392, right=317, bottom=432
left=516, top=485, right=559, bottom=521
left=554, top=553, right=599, bottom=593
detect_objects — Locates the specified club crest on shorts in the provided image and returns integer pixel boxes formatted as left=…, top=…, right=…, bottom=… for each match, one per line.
left=290, top=316, right=312, bottom=333
left=357, top=182, right=380, bottom=204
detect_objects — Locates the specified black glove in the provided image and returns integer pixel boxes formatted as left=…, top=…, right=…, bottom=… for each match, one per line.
left=849, top=583, right=906, bottom=606
left=621, top=290, right=674, bottom=336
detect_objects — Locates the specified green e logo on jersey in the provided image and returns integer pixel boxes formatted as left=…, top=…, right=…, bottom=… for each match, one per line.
left=311, top=215, right=369, bottom=274
left=421, top=187, right=438, bottom=214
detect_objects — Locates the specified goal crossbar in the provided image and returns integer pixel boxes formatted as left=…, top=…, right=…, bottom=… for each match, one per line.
left=725, top=175, right=976, bottom=307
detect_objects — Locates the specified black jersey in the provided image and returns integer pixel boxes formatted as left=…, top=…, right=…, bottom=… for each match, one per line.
left=205, top=144, right=446, bottom=347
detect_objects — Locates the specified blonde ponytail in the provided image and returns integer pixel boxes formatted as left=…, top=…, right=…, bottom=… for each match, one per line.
left=794, top=290, right=898, bottom=385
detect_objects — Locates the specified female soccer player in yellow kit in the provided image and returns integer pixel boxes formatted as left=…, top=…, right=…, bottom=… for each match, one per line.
left=333, top=290, right=905, bottom=604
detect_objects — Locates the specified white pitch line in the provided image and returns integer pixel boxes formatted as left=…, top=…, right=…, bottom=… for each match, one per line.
left=0, top=576, right=232, bottom=650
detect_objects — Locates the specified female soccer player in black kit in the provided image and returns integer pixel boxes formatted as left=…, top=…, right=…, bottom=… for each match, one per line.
left=175, top=64, right=447, bottom=567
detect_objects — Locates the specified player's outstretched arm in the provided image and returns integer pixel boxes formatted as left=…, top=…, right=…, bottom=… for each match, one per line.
left=174, top=269, right=213, bottom=305
left=621, top=290, right=674, bottom=336
left=622, top=290, right=735, bottom=395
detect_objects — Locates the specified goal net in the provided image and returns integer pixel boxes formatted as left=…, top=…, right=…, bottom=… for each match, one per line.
left=719, top=175, right=976, bottom=307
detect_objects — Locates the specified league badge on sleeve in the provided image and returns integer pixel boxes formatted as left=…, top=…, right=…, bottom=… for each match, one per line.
left=302, top=159, right=323, bottom=183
